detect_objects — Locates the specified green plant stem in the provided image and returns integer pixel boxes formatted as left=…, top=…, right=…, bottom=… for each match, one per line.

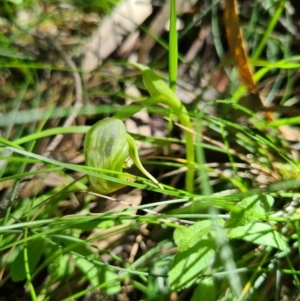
left=115, top=95, right=194, bottom=193
left=122, top=64, right=195, bottom=193
left=24, top=228, right=38, bottom=301
left=157, top=98, right=194, bottom=193
left=141, top=68, right=195, bottom=193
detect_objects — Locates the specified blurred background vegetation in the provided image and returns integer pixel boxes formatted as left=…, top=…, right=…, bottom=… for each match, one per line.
left=1, top=0, right=300, bottom=300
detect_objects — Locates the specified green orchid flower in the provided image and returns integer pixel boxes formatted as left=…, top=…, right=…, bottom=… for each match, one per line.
left=84, top=117, right=162, bottom=194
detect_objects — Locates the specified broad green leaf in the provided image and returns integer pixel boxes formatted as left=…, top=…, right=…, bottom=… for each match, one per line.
left=169, top=239, right=216, bottom=291
left=10, top=238, right=44, bottom=282
left=228, top=222, right=289, bottom=251
left=173, top=226, right=186, bottom=246
left=260, top=194, right=274, bottom=211
left=173, top=220, right=213, bottom=252
left=191, top=277, right=216, bottom=301
left=226, top=194, right=274, bottom=228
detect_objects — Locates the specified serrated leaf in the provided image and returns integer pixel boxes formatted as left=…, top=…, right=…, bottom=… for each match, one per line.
left=10, top=238, right=44, bottom=282
left=228, top=222, right=289, bottom=251
left=169, top=239, right=216, bottom=291
left=173, top=220, right=213, bottom=252
left=191, top=277, right=215, bottom=301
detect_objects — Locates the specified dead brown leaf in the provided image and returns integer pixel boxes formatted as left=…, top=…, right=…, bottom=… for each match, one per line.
left=224, top=0, right=256, bottom=92
left=224, top=0, right=273, bottom=121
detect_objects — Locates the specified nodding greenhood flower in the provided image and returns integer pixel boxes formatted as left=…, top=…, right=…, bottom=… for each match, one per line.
left=84, top=117, right=162, bottom=194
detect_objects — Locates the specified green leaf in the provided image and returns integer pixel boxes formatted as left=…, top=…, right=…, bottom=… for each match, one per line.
left=48, top=250, right=62, bottom=282
left=130, top=63, right=183, bottom=113
left=173, top=226, right=187, bottom=246
left=10, top=238, right=44, bottom=282
left=258, top=194, right=274, bottom=211
left=226, top=194, right=274, bottom=228
left=74, top=256, right=121, bottom=295
left=99, top=267, right=121, bottom=295
left=49, top=254, right=74, bottom=281
left=170, top=221, right=215, bottom=291
left=173, top=220, right=213, bottom=252
left=228, top=222, right=289, bottom=251
left=169, top=239, right=216, bottom=291
left=191, top=277, right=216, bottom=301
left=74, top=256, right=100, bottom=287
